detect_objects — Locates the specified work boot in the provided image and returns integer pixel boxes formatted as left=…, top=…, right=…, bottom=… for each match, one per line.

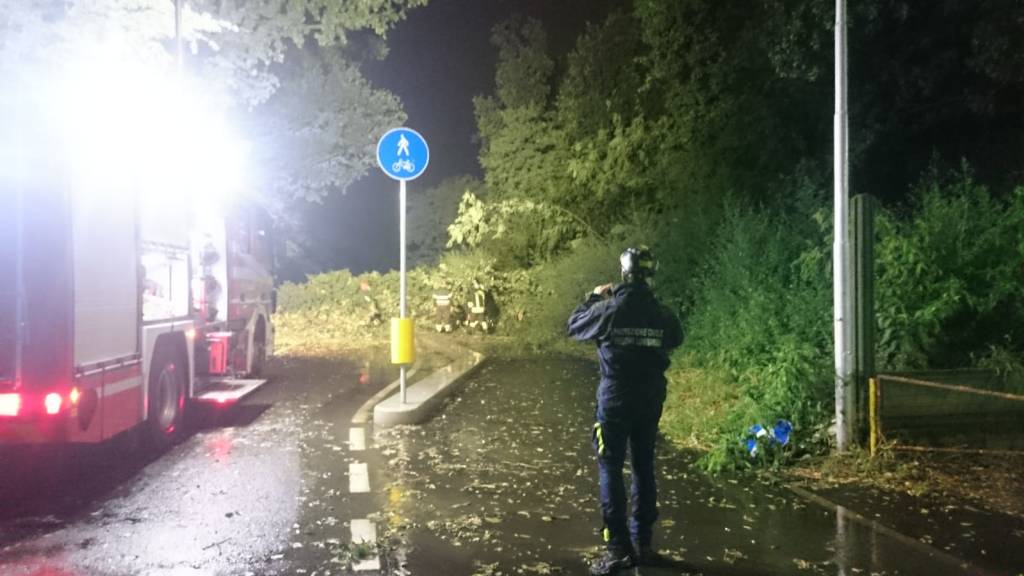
left=589, top=549, right=635, bottom=576
left=634, top=545, right=666, bottom=566
left=632, top=541, right=666, bottom=566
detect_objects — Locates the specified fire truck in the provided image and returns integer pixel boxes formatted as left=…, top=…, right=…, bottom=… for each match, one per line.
left=0, top=186, right=275, bottom=449
left=0, top=57, right=275, bottom=449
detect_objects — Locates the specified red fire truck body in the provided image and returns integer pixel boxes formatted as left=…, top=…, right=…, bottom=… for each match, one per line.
left=0, top=30, right=276, bottom=448
left=0, top=182, right=274, bottom=447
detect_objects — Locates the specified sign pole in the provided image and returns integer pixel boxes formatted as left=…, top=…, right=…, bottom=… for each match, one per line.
left=377, top=127, right=427, bottom=407
left=400, top=178, right=407, bottom=404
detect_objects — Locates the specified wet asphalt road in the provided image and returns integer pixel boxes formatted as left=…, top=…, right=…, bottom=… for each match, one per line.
left=0, top=351, right=1016, bottom=576
left=0, top=349, right=399, bottom=576
left=374, top=357, right=1006, bottom=576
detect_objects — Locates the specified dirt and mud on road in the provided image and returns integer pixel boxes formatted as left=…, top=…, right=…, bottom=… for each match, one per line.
left=373, top=356, right=1021, bottom=576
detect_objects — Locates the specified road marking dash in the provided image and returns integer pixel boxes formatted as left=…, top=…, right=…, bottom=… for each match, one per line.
left=350, top=518, right=380, bottom=571
left=349, top=462, right=370, bottom=493
left=349, top=427, right=366, bottom=451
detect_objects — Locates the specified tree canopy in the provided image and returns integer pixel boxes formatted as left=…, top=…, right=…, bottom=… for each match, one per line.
left=471, top=0, right=1024, bottom=240
left=1, top=0, right=427, bottom=217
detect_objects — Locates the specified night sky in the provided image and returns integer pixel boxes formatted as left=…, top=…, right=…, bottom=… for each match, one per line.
left=292, top=0, right=613, bottom=279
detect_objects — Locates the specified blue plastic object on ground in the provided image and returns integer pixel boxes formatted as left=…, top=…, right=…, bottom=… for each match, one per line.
left=745, top=419, right=793, bottom=457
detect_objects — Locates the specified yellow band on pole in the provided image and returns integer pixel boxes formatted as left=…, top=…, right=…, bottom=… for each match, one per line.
left=391, top=318, right=415, bottom=365
left=869, top=377, right=878, bottom=457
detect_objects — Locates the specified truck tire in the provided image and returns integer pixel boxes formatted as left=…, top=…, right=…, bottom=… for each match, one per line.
left=146, top=345, right=186, bottom=451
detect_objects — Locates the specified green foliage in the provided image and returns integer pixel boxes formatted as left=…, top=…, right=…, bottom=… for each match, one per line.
left=875, top=167, right=1024, bottom=369
left=976, top=345, right=1024, bottom=393
left=408, top=176, right=485, bottom=266
left=275, top=250, right=540, bottom=349
left=276, top=268, right=399, bottom=349
left=250, top=47, right=406, bottom=208
left=489, top=16, right=554, bottom=110
left=446, top=191, right=589, bottom=269
left=556, top=10, right=650, bottom=139
left=186, top=0, right=429, bottom=106
left=521, top=239, right=626, bottom=344
left=474, top=103, right=574, bottom=206
left=2, top=0, right=429, bottom=105
left=678, top=187, right=834, bottom=471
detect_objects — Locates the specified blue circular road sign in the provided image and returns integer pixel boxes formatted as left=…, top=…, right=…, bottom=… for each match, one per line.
left=377, top=127, right=429, bottom=181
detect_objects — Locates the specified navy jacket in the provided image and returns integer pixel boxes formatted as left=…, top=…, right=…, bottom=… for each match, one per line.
left=567, top=282, right=683, bottom=420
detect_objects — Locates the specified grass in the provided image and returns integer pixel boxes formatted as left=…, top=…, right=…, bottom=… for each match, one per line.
left=660, top=362, right=744, bottom=451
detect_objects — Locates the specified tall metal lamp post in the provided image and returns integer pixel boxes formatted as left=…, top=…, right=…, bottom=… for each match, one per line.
left=834, top=0, right=854, bottom=451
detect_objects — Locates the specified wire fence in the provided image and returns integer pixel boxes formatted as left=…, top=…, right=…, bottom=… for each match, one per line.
left=870, top=370, right=1024, bottom=455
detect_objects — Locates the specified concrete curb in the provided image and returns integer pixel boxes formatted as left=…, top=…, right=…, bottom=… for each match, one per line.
left=372, top=344, right=487, bottom=428
left=351, top=359, right=421, bottom=425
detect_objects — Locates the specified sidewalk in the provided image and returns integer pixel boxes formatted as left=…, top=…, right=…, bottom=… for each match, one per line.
left=791, top=466, right=1024, bottom=574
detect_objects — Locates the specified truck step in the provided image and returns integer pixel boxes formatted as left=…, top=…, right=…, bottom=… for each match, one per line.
left=195, top=378, right=267, bottom=404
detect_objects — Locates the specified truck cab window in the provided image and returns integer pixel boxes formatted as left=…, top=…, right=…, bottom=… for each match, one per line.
left=141, top=247, right=189, bottom=321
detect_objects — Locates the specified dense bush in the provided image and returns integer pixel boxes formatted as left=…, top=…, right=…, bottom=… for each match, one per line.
left=675, top=189, right=834, bottom=470
left=446, top=191, right=590, bottom=269
left=275, top=251, right=540, bottom=350
left=875, top=168, right=1024, bottom=370
left=661, top=168, right=1024, bottom=471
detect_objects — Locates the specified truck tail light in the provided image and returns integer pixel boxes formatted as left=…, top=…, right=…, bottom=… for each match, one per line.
left=0, top=393, right=21, bottom=417
left=44, top=393, right=63, bottom=415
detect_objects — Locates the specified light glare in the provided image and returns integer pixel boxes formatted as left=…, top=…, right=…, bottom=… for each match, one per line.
left=57, top=35, right=247, bottom=214
left=44, top=393, right=62, bottom=415
left=0, top=394, right=21, bottom=417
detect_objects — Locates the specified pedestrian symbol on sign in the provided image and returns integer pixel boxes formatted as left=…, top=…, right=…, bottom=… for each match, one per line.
left=398, top=134, right=410, bottom=157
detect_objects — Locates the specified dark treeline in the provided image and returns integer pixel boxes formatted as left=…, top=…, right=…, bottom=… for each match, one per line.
left=473, top=0, right=1023, bottom=226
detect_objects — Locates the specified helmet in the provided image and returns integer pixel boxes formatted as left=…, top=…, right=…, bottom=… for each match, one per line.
left=620, top=246, right=657, bottom=282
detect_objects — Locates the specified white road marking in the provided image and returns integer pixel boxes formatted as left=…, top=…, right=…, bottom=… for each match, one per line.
left=349, top=427, right=366, bottom=451
left=350, top=518, right=380, bottom=571
left=349, top=462, right=370, bottom=493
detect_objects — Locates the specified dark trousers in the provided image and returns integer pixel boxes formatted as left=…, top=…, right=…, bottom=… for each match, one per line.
left=592, top=403, right=663, bottom=553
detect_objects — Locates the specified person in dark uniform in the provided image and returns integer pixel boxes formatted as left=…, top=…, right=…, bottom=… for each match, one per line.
left=567, top=246, right=684, bottom=575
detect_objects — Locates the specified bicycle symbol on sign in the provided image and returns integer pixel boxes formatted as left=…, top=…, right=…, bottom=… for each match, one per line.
left=392, top=159, right=416, bottom=174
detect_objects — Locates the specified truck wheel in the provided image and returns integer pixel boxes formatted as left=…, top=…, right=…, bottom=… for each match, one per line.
left=147, top=346, right=186, bottom=451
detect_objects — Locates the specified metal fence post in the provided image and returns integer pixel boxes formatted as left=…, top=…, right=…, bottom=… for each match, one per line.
left=869, top=377, right=878, bottom=456
left=852, top=194, right=877, bottom=445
